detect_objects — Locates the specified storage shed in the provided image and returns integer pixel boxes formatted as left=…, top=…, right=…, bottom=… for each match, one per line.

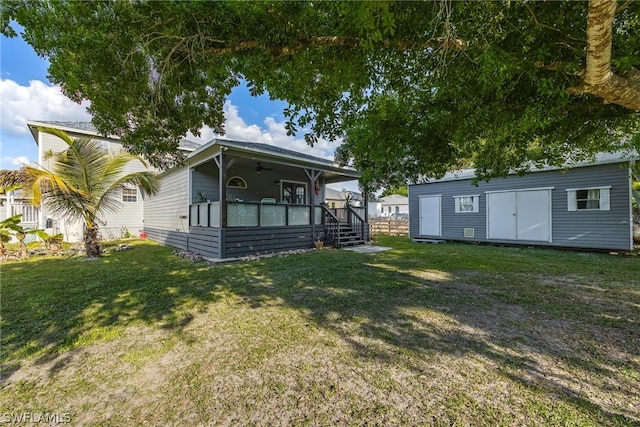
left=409, top=154, right=637, bottom=251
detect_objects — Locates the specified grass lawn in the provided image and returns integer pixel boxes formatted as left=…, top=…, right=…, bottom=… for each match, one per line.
left=1, top=236, right=639, bottom=426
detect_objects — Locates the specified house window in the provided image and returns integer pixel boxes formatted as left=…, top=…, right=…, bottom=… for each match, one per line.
left=395, top=206, right=399, bottom=214
left=227, top=176, right=247, bottom=189
left=567, top=187, right=610, bottom=211
left=454, top=195, right=479, bottom=213
left=122, top=187, right=137, bottom=203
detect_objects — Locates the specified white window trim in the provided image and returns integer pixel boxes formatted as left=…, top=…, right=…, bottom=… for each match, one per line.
left=453, top=194, right=480, bottom=213
left=566, top=186, right=611, bottom=211
left=227, top=176, right=248, bottom=189
left=122, top=186, right=138, bottom=203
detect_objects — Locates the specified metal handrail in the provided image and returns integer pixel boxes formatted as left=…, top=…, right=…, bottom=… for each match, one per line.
left=321, top=205, right=342, bottom=248
left=347, top=205, right=367, bottom=242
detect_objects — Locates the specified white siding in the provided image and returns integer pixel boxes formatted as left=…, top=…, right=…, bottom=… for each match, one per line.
left=144, top=166, right=190, bottom=233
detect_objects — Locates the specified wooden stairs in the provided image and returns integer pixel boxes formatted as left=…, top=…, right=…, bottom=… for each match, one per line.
left=321, top=206, right=368, bottom=249
left=335, top=223, right=366, bottom=247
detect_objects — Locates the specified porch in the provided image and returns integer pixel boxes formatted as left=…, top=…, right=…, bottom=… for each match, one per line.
left=186, top=201, right=368, bottom=258
left=144, top=138, right=370, bottom=259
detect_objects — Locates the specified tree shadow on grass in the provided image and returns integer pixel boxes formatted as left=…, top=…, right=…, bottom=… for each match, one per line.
left=224, top=244, right=640, bottom=425
left=1, top=243, right=243, bottom=379
left=2, top=239, right=639, bottom=424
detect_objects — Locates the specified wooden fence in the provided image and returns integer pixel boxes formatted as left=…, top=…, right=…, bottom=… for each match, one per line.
left=369, top=219, right=409, bottom=236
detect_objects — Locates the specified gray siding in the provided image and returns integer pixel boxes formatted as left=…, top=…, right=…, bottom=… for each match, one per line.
left=144, top=167, right=190, bottom=232
left=147, top=224, right=323, bottom=259
left=224, top=226, right=317, bottom=257
left=187, top=227, right=222, bottom=258
left=143, top=227, right=188, bottom=250
left=409, top=162, right=632, bottom=250
left=225, top=164, right=315, bottom=203
left=191, top=164, right=219, bottom=203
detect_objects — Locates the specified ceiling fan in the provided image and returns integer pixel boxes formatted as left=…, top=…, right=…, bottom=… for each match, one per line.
left=255, top=162, right=273, bottom=174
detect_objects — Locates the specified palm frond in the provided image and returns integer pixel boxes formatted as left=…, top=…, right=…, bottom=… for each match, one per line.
left=32, top=128, right=158, bottom=231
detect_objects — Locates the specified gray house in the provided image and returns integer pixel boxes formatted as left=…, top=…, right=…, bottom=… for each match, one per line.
left=409, top=154, right=637, bottom=251
left=144, top=139, right=368, bottom=258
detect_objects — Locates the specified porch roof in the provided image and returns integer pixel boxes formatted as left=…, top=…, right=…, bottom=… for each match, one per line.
left=188, top=138, right=361, bottom=182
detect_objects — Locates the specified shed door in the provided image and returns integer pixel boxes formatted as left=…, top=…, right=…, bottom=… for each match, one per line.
left=419, top=196, right=441, bottom=237
left=487, top=192, right=517, bottom=240
left=487, top=190, right=551, bottom=242
left=516, top=190, right=551, bottom=241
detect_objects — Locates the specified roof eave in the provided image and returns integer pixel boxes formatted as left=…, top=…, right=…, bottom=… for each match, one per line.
left=188, top=138, right=360, bottom=179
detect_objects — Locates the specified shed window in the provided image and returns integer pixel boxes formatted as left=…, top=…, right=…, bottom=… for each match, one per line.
left=567, top=187, right=610, bottom=211
left=454, top=195, right=479, bottom=213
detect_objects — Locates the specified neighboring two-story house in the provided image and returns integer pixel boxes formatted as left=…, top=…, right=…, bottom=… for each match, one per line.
left=23, top=121, right=200, bottom=242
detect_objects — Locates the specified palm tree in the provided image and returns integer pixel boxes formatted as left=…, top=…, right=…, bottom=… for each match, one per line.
left=26, top=127, right=158, bottom=257
left=0, top=167, right=33, bottom=199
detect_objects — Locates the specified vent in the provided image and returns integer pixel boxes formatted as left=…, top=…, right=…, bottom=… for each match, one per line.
left=463, top=228, right=475, bottom=238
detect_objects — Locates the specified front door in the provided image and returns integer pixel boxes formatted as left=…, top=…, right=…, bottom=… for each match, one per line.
left=281, top=181, right=307, bottom=204
left=419, top=195, right=441, bottom=237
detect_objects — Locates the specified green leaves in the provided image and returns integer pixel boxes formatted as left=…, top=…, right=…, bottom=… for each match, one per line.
left=4, top=1, right=638, bottom=188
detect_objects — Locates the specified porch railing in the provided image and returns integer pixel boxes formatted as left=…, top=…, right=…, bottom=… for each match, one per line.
left=190, top=201, right=323, bottom=227
left=347, top=205, right=367, bottom=242
left=190, top=202, right=221, bottom=227
left=5, top=201, right=40, bottom=230
left=322, top=206, right=342, bottom=248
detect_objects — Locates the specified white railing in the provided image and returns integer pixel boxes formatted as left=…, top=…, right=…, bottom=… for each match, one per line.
left=190, top=201, right=317, bottom=228
left=4, top=201, right=40, bottom=230
left=228, top=202, right=311, bottom=227
left=189, top=202, right=221, bottom=227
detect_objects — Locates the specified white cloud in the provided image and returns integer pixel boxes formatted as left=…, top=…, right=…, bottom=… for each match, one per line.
left=0, top=79, right=92, bottom=135
left=0, top=155, right=31, bottom=168
left=0, top=78, right=346, bottom=170
left=10, top=155, right=30, bottom=167
left=186, top=102, right=341, bottom=161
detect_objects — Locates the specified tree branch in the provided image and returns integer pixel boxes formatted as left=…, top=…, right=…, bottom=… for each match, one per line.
left=570, top=0, right=640, bottom=110
left=523, top=3, right=586, bottom=44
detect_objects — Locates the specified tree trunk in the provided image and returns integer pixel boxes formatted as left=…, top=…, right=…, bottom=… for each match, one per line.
left=575, top=0, right=640, bottom=110
left=84, top=225, right=101, bottom=257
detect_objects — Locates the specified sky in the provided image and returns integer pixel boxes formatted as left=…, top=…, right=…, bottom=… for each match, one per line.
left=0, top=23, right=357, bottom=191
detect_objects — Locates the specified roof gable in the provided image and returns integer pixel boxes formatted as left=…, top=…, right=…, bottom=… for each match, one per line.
left=27, top=120, right=201, bottom=152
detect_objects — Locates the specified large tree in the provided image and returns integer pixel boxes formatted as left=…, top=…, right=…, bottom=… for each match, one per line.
left=26, top=128, right=158, bottom=257
left=3, top=1, right=638, bottom=189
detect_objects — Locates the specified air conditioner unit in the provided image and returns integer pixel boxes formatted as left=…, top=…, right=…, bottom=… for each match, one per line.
left=464, top=228, right=475, bottom=238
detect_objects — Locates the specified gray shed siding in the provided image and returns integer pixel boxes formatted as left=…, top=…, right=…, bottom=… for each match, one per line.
left=409, top=162, right=632, bottom=250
